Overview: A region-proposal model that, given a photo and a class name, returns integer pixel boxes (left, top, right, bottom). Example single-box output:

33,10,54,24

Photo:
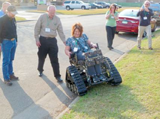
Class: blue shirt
66,34,90,53
0,10,5,17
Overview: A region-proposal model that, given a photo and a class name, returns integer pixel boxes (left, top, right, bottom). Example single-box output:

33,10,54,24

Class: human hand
67,51,71,58
111,12,114,16
36,41,41,47
144,7,149,12
91,43,97,48
140,8,144,12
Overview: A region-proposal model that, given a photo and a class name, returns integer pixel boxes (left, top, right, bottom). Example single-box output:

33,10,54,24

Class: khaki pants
137,25,152,48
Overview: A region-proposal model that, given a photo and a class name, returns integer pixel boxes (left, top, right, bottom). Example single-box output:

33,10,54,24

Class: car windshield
119,10,138,17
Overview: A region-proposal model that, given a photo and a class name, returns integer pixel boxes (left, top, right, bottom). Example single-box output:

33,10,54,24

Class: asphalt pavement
0,11,138,119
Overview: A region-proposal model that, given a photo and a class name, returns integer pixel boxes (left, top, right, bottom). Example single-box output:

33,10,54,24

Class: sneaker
149,47,153,50
137,46,141,50
56,77,63,83
4,80,12,86
10,74,19,81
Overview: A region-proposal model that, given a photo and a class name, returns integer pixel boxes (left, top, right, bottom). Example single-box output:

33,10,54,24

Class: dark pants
38,36,60,78
76,51,102,76
106,26,116,48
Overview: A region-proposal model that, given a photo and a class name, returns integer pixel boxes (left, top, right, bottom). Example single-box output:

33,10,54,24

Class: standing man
0,5,19,86
0,2,11,59
137,1,153,50
34,5,66,82
0,2,11,17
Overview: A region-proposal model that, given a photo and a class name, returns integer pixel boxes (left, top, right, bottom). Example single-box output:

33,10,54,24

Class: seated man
65,23,105,82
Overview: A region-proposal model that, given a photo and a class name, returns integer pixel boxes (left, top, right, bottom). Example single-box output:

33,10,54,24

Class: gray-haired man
34,5,66,82
137,1,153,50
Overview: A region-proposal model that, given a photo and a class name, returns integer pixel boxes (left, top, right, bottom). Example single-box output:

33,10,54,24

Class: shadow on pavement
112,49,125,55
0,79,52,119
41,74,75,106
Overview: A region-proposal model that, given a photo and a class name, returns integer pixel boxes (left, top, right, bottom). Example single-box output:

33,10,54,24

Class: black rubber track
105,57,122,86
66,66,87,96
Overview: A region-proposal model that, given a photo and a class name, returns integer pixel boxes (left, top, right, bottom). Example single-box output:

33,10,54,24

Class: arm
149,9,154,16
87,40,97,48
112,12,118,21
105,11,111,19
14,18,18,43
34,15,42,47
57,18,66,45
0,17,3,50
65,46,71,58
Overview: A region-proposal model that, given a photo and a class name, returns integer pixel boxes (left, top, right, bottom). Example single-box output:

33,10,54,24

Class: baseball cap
7,5,18,15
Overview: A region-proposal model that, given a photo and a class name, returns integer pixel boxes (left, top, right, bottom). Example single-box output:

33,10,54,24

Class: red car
116,9,156,36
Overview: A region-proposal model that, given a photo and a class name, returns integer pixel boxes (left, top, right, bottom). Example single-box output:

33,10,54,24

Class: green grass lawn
15,16,26,21
61,31,160,119
28,7,140,15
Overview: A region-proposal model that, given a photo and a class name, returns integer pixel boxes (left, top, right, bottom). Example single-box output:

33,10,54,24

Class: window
71,1,75,4
64,1,71,4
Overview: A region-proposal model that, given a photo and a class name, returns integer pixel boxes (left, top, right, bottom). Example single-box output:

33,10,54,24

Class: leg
111,27,116,48
106,26,113,49
1,40,12,80
146,25,152,48
48,38,61,78
9,40,17,76
37,37,48,73
137,26,146,48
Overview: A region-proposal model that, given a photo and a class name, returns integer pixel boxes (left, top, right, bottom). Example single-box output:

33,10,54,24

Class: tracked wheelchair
65,44,122,96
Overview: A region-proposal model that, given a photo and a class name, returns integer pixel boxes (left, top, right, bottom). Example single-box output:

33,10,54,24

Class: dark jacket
0,14,17,43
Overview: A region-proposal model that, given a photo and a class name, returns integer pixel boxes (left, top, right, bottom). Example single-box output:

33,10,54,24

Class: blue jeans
1,39,17,81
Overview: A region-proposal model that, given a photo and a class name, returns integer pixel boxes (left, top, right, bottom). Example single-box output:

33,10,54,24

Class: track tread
105,57,122,85
66,66,87,96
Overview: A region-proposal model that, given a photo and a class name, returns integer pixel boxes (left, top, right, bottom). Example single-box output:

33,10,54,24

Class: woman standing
105,4,118,50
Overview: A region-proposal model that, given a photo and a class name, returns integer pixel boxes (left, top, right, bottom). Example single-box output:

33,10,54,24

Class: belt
11,38,15,41
40,36,55,39
4,38,15,41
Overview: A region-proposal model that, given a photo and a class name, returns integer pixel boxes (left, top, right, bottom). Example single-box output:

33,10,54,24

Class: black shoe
56,77,63,83
108,47,113,50
137,46,141,50
149,47,153,50
38,71,43,77
4,80,12,86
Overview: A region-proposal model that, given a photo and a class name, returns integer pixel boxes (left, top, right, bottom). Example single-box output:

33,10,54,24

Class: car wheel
81,6,85,10
66,6,70,10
